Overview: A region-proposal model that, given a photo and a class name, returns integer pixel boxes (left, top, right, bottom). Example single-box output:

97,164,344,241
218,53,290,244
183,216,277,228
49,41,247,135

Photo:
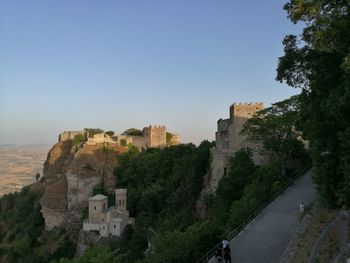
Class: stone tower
115,188,127,211
142,125,167,147
88,194,108,223
210,102,264,192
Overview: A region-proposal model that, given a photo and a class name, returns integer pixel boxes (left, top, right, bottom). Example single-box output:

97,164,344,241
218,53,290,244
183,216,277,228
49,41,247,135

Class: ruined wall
207,102,264,195
86,133,116,145
215,118,231,151
59,131,87,142
129,135,148,149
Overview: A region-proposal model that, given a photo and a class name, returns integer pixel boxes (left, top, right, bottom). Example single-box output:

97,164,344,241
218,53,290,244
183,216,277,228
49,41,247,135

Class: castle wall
149,125,166,147
86,133,116,145
208,102,264,195
215,118,231,151
229,103,264,151
59,131,87,142
129,135,148,149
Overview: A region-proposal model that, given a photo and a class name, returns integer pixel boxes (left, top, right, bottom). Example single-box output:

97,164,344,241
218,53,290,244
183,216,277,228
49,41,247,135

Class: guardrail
196,164,311,263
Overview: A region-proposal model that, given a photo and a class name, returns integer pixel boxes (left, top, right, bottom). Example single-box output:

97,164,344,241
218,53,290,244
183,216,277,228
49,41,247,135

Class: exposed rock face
41,176,67,230
40,141,126,233
75,229,119,258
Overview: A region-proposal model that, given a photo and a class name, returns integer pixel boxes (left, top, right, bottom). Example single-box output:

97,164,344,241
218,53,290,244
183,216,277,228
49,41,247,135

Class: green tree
212,149,257,225
72,134,86,146
105,130,114,136
166,132,174,143
84,128,104,138
276,1,350,205
241,96,306,178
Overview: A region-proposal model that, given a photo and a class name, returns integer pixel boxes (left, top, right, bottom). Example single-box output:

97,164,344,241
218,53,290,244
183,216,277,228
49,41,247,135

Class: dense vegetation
0,184,75,263
122,128,143,136
65,129,308,263
277,0,350,206
84,128,104,138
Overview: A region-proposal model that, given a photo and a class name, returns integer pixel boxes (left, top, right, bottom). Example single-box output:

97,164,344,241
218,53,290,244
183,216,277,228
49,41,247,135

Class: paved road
208,170,316,263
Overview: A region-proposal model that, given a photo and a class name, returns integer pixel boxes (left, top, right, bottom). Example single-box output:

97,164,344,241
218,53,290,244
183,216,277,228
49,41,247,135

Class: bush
72,134,86,146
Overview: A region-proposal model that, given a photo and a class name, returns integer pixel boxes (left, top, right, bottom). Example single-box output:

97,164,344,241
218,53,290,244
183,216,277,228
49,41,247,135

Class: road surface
208,170,316,263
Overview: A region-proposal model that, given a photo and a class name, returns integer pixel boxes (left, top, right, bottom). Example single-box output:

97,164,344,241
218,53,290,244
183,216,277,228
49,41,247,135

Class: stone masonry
210,102,264,193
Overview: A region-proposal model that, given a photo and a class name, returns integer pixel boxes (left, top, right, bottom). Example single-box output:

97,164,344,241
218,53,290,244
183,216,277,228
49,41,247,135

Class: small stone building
83,188,134,237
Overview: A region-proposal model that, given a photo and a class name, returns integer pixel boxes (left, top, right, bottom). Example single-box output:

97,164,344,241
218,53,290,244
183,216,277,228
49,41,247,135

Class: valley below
0,144,50,196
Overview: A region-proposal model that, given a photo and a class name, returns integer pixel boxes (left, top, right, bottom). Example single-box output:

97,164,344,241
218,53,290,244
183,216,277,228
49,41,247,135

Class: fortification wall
229,102,263,151
208,102,264,195
59,131,87,142
150,125,166,147
86,133,116,145
130,135,148,149
215,118,231,151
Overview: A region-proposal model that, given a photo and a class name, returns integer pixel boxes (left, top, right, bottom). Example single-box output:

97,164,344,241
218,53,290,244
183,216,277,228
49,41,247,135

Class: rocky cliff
40,140,127,233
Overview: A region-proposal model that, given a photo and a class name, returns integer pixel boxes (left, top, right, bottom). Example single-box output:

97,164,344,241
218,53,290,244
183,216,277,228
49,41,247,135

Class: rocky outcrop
41,176,67,230
75,229,120,258
40,141,127,233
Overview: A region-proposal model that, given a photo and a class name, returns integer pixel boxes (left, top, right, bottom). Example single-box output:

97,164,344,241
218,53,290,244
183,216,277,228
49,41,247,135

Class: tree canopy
241,96,307,177
277,0,350,205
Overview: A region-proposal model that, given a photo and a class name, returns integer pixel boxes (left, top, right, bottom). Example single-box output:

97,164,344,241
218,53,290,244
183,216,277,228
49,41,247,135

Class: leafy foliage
166,132,174,143
0,184,75,263
241,96,309,177
105,131,114,137
122,128,143,136
84,128,104,138
72,134,86,147
277,0,350,205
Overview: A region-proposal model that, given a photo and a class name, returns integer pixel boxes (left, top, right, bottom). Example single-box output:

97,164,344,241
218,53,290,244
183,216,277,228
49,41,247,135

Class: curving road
208,170,316,263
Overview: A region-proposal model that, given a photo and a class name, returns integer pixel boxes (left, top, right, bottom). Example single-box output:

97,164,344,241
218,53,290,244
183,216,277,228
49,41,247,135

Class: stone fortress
58,125,180,150
209,102,264,193
83,188,134,237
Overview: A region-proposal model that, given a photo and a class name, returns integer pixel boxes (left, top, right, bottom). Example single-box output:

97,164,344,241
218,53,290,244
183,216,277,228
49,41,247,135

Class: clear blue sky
0,0,301,145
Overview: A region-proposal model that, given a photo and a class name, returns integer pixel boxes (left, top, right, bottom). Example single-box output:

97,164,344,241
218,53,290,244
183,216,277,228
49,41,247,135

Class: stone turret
115,188,127,211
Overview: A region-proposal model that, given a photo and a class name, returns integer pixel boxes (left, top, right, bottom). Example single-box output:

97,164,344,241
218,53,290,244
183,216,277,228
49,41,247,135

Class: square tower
115,188,127,211
88,194,108,223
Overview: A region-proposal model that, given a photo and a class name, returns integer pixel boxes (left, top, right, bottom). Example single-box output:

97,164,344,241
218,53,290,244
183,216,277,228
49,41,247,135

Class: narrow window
114,225,116,228
94,206,96,210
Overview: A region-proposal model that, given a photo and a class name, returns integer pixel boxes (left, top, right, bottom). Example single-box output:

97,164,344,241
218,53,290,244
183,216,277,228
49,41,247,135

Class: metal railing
196,165,311,263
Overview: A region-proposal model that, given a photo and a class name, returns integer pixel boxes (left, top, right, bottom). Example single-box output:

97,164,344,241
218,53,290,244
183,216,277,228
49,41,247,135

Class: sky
0,0,302,145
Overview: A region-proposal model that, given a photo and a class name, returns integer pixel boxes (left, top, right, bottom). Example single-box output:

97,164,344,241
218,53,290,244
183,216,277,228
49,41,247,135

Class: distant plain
0,144,50,196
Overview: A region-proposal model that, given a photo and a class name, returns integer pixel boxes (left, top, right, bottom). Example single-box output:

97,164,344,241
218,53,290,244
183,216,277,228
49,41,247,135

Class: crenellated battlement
230,102,264,119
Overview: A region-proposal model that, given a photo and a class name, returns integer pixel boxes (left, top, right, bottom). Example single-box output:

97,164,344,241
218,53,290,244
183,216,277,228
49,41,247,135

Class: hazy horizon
0,1,301,145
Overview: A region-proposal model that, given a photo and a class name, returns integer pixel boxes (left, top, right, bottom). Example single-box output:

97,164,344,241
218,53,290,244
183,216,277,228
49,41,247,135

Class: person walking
215,244,223,263
223,240,232,263
299,202,305,213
